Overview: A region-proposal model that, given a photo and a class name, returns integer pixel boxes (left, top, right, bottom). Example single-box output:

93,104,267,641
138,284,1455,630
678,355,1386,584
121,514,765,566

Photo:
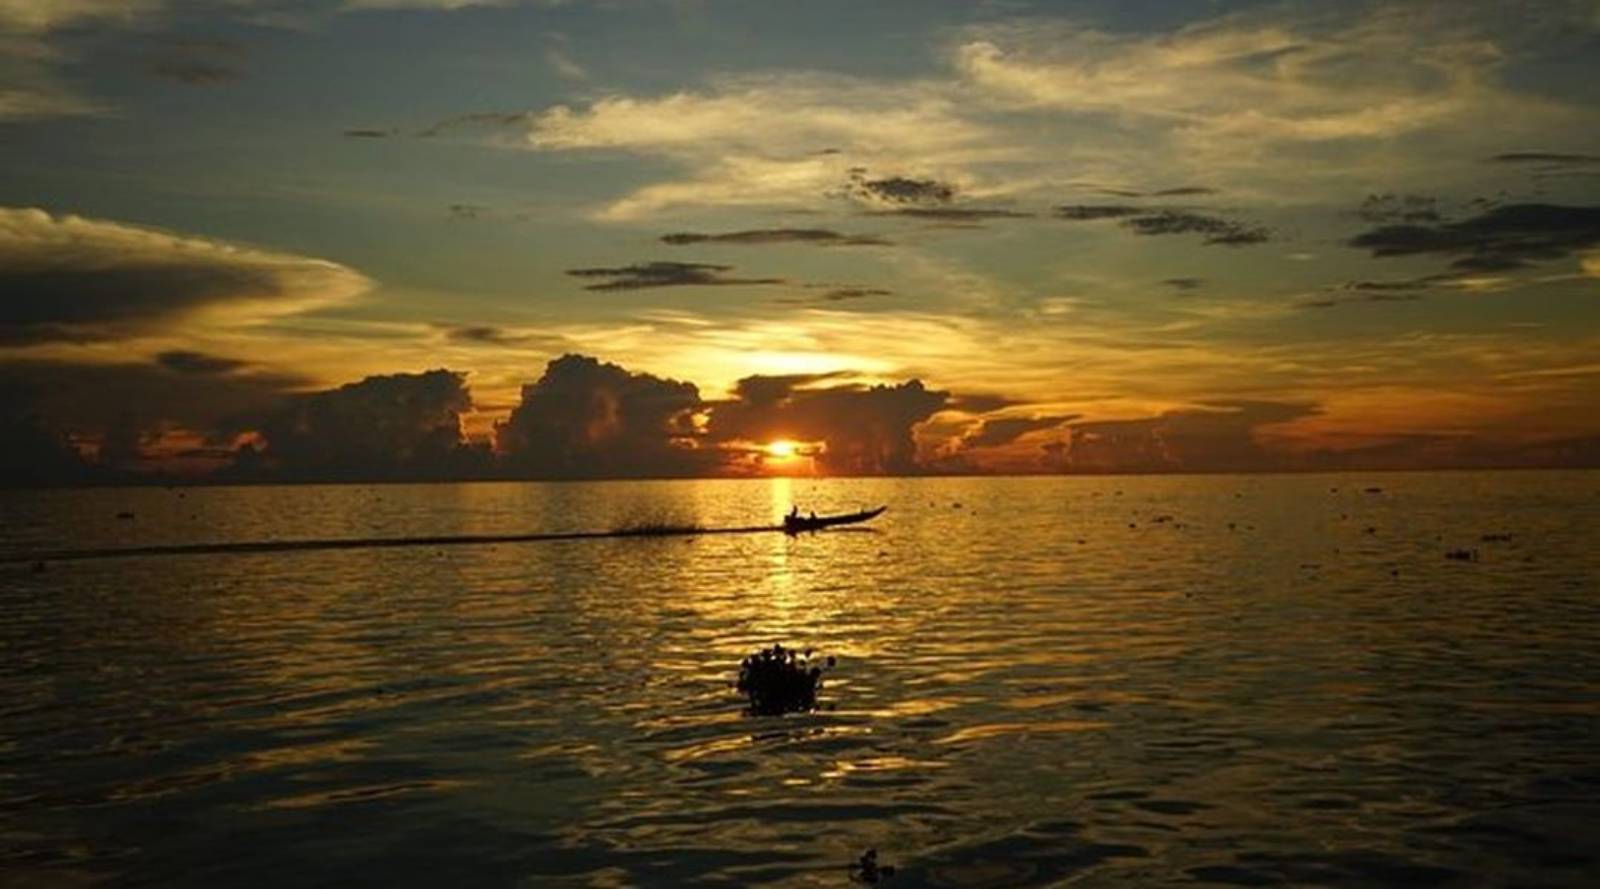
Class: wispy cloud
418,110,530,138
1122,210,1270,245
144,38,245,86
776,287,892,306
515,73,1001,218
0,0,162,33
1056,205,1270,245
870,207,1033,222
565,260,786,291
1055,205,1144,220
154,350,249,375
661,228,890,247
1488,151,1600,165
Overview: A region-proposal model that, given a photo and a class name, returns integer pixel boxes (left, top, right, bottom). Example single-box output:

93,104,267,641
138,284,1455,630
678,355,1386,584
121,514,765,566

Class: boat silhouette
782,506,887,535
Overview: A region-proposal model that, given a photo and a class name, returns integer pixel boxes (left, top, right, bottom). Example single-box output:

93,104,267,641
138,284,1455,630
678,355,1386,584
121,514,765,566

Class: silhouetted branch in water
737,644,833,715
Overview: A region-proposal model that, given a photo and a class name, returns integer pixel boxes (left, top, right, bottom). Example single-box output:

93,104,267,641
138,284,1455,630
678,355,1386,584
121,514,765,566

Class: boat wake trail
2,509,886,565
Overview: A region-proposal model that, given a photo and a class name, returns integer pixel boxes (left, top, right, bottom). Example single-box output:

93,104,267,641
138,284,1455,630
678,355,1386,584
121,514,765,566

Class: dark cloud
0,207,368,345
0,263,281,345
565,261,785,291
962,416,1073,449
1531,170,1600,182
418,111,530,138
1294,274,1454,308
1296,292,1424,309
1488,152,1600,165
1150,186,1218,196
776,286,892,306
838,170,1030,222
156,350,248,375
1342,276,1448,292
148,60,240,85
1348,203,1600,272
496,354,708,479
445,326,511,344
1121,211,1270,245
16,359,304,432
871,207,1034,221
1076,184,1216,198
1055,204,1144,220
817,287,890,301
948,393,1023,414
144,39,244,86
1055,204,1268,245
0,389,91,487
845,170,956,206
440,325,550,347
343,128,396,139
448,203,488,221
1054,401,1319,473
1358,193,1442,224
1162,277,1204,291
661,228,891,247
723,372,849,405
238,370,489,482
0,356,309,482
708,375,948,475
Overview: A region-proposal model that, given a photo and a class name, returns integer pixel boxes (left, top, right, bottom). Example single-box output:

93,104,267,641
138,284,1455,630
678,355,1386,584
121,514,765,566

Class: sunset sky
3,0,1599,481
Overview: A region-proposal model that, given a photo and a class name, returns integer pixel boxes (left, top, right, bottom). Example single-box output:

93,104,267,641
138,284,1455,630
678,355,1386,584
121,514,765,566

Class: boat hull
782,506,887,534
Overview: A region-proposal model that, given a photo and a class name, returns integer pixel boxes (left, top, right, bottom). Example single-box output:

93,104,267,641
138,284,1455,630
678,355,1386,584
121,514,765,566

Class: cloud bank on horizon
2,0,1599,482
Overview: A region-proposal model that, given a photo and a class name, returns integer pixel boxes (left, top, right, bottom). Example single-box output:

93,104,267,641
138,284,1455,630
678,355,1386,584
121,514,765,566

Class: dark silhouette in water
850,848,896,884
736,644,833,715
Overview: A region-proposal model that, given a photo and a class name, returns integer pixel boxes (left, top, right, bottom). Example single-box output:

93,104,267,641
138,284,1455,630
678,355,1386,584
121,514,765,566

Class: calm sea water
3,472,1599,887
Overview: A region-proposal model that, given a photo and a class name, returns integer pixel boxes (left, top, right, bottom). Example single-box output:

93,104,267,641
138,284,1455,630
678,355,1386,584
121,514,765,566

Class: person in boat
788,505,799,520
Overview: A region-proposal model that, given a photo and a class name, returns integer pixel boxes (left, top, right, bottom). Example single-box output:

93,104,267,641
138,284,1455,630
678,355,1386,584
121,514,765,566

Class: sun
764,439,799,460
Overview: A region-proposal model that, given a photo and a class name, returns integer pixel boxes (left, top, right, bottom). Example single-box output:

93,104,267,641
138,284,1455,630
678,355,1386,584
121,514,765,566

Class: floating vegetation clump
1445,548,1479,562
850,848,895,884
737,644,833,715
